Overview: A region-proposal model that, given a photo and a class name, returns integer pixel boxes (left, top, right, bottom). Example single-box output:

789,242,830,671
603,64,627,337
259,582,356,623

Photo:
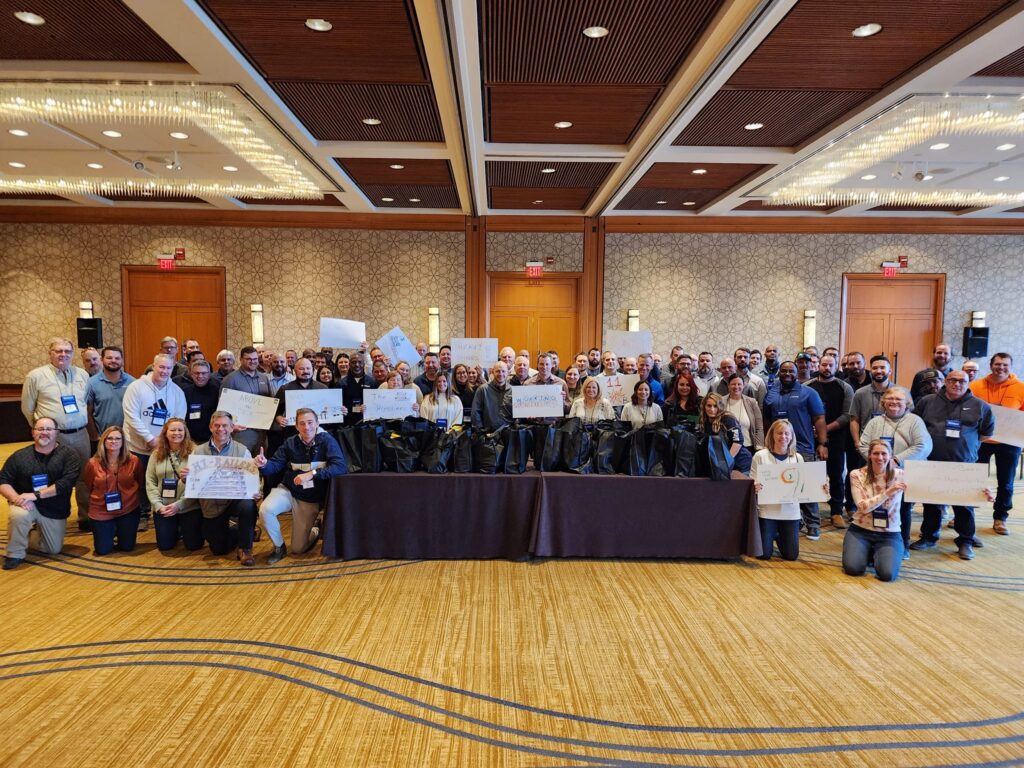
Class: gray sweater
858,412,932,465
471,381,512,432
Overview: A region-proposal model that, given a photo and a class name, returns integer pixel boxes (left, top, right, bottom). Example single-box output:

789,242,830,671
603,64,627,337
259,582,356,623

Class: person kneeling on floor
844,440,906,582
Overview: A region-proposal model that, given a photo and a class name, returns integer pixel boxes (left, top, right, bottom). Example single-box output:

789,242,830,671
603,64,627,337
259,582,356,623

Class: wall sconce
428,307,440,352
971,310,987,328
802,309,816,349
250,303,265,344
78,301,94,320
627,309,640,333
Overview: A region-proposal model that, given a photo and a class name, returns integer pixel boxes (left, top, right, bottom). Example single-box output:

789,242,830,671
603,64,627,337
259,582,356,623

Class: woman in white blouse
620,380,663,429
568,378,614,424
419,372,463,431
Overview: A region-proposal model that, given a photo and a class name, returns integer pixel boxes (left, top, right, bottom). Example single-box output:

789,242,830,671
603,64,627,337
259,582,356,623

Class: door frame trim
486,272,585,356
839,272,947,357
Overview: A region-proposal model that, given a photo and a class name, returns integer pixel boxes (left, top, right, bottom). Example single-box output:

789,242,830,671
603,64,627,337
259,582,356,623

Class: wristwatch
33,490,41,499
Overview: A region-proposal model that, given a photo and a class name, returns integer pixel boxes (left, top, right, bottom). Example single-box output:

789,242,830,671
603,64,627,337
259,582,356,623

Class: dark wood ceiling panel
0,192,67,201
728,0,1014,90
975,45,1024,76
101,193,207,203
637,162,768,189
238,196,346,207
735,200,843,212
487,85,660,143
0,0,183,62
615,188,721,210
337,159,454,186
361,184,460,208
673,89,874,147
1007,206,1024,213
271,82,444,142
480,0,725,84
485,161,616,188
196,0,427,83
869,204,981,212
489,187,595,210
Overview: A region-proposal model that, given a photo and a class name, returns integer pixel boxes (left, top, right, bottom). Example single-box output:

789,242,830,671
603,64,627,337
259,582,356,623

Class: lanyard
167,452,182,481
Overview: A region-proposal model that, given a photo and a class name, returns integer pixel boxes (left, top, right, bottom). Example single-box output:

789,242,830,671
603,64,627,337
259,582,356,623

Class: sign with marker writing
511,385,563,418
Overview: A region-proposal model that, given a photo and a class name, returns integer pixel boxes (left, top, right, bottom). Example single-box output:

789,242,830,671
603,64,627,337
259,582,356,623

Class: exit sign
158,258,176,271
526,261,543,278
882,265,898,278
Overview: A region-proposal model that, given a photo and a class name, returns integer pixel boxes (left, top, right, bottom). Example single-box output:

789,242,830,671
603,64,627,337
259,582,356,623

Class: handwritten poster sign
903,460,990,506
364,388,417,421
216,389,279,430
594,374,640,408
450,338,498,369
319,317,366,349
284,389,345,426
990,404,1024,448
375,325,420,366
511,384,563,418
604,330,653,360
185,455,260,500
756,461,828,504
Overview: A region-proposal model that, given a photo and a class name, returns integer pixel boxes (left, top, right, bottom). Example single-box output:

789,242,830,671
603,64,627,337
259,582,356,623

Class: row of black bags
334,418,735,478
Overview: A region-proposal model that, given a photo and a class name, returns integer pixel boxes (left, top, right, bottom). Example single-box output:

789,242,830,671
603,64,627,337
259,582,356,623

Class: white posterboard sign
284,389,345,426
375,325,420,366
450,338,499,369
595,374,640,408
185,455,260,500
604,330,653,360
756,461,829,504
319,317,366,349
216,389,279,430
903,460,990,505
511,384,564,418
364,388,417,421
990,404,1024,448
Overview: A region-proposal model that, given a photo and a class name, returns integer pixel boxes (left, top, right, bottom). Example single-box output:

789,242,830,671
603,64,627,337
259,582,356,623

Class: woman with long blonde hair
146,417,203,552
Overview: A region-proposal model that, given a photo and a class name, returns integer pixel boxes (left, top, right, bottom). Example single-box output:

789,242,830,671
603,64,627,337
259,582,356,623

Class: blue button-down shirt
763,381,825,455
85,370,136,432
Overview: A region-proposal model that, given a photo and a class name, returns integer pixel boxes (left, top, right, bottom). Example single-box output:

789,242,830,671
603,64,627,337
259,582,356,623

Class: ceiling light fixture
8,161,26,168
683,201,696,206
532,199,543,204
851,23,882,38
381,197,394,202
996,143,1016,151
861,174,877,180
389,164,404,169
929,142,949,150
305,18,332,32
692,168,707,175
361,118,382,125
922,174,933,181
582,26,609,38
655,200,667,205
553,121,573,129
14,11,45,25
169,131,189,140
994,176,1009,182
541,167,556,173
102,129,122,138
86,162,103,169
8,128,28,137
744,122,764,130
222,165,238,172
409,198,420,203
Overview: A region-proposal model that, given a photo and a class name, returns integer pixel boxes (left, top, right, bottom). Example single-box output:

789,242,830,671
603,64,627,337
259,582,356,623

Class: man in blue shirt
763,361,829,539
86,345,135,434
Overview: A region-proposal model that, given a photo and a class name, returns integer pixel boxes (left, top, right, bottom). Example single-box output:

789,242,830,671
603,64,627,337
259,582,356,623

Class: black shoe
253,524,263,543
3,557,25,570
971,537,984,548
137,516,149,532
957,543,974,560
909,539,936,551
267,544,287,565
77,520,91,533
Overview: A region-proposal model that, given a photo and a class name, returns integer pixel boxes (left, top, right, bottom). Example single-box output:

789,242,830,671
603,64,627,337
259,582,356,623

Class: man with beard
848,355,898,515
80,347,101,376
763,361,828,539
268,352,295,395
86,345,135,434
794,352,814,384
732,348,767,405
472,361,513,431
586,347,603,378
757,344,782,389
695,351,716,389
844,352,870,390
808,354,855,529
179,359,220,444
910,344,954,402
221,346,273,456
273,357,328,442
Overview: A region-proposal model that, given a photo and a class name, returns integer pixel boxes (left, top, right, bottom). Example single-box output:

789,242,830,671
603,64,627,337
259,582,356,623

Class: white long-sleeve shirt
122,374,187,455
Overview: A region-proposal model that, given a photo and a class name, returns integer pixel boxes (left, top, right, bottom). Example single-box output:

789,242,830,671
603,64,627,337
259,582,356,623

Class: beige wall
0,223,465,382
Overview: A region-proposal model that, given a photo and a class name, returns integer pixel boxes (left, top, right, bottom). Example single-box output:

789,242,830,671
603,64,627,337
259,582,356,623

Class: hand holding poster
364,388,417,420
319,317,366,349
185,455,260,500
755,461,829,504
594,374,640,408
375,326,420,366
216,388,279,430
903,460,991,505
990,404,1024,448
511,384,564,418
284,389,345,425
450,338,498,369
605,330,653,360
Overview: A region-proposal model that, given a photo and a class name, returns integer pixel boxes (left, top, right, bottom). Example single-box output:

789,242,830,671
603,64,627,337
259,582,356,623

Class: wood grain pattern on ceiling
489,188,596,210
360,184,460,208
100,193,207,204
636,163,768,189
0,0,183,62
734,200,843,212
485,161,616,188
271,82,444,142
1008,206,1024,214
975,45,1024,76
337,159,454,186
615,188,721,210
869,204,982,212
673,89,874,147
197,0,427,83
238,196,346,207
727,0,1014,90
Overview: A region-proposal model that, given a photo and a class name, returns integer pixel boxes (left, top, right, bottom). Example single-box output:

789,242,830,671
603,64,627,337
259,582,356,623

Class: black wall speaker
76,318,103,349
962,326,988,359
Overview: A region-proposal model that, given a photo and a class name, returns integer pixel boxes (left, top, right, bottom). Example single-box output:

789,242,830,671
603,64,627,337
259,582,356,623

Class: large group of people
3,334,1019,583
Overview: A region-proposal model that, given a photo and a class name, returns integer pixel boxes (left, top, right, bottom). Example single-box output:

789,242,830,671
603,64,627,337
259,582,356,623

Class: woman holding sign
620,381,663,428
146,417,202,552
843,439,906,582
420,373,463,430
751,420,803,561
569,378,614,424
83,426,145,555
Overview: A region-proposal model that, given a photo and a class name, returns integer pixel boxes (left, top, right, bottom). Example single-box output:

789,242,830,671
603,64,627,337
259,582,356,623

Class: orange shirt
970,373,1024,443
83,454,145,520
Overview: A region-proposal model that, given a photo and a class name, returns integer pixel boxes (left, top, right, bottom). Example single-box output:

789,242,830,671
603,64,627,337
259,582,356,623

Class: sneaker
971,537,984,549
830,514,847,529
946,518,956,529
806,527,821,541
137,516,149,532
3,557,25,570
994,520,1009,535
957,542,974,561
902,550,910,561
267,544,287,565
237,548,255,567
909,539,937,551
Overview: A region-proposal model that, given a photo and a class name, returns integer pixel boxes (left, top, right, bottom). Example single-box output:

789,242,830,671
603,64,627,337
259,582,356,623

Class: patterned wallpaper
0,224,465,382
486,231,584,272
604,232,1024,366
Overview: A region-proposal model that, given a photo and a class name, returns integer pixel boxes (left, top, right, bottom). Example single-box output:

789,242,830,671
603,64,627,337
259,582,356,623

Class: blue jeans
921,504,974,546
91,508,141,555
201,500,257,555
977,442,1020,521
843,524,902,582
154,509,204,552
799,451,820,529
758,518,800,561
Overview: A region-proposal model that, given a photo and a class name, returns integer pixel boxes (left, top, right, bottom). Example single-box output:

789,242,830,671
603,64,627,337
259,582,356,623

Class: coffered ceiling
1,0,1023,218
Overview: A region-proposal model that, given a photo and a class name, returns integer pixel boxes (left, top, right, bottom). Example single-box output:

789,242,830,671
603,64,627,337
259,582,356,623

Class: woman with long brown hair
82,425,145,555
696,392,744,477
843,439,908,581
146,417,203,552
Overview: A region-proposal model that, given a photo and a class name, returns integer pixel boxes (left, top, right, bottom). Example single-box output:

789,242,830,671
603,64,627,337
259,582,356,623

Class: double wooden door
488,274,580,366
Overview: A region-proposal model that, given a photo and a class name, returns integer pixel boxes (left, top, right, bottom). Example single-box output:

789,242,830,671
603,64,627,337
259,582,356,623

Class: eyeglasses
33,427,57,433
946,378,968,384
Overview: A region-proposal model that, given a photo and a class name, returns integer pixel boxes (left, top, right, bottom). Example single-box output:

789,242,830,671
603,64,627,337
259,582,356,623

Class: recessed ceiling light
683,202,696,206
86,162,103,169
861,174,877,180
929,142,949,150
14,11,45,25
996,143,1016,151
553,121,573,129
692,168,707,175
541,167,556,174
8,128,29,137
381,197,394,202
851,23,882,38
8,161,26,168
223,165,238,172
582,26,609,38
994,175,1010,182
361,118,382,126
409,198,421,203
169,131,189,140
389,164,404,169
655,200,668,205
102,129,122,138
532,199,543,204
744,122,764,131
305,18,332,32
922,174,933,181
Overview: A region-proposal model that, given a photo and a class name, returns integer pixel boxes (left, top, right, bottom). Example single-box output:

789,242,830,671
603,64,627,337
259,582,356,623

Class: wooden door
121,266,227,376
840,274,945,385
488,275,580,365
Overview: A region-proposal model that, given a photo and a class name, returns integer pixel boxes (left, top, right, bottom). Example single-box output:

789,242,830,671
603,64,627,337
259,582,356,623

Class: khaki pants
258,487,320,553
6,505,67,559
59,428,92,526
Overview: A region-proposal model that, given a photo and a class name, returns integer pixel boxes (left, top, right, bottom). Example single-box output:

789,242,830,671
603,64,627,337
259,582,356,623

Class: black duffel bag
379,430,420,473
670,426,699,478
421,429,457,474
628,425,673,477
335,425,363,473
592,419,633,475
357,421,385,473
698,430,735,480
451,426,475,473
474,426,507,474
503,423,534,474
531,422,562,472
559,418,592,474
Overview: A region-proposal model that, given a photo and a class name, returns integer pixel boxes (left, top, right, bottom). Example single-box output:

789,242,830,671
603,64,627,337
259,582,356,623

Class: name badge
870,411,882,420
437,418,448,430
871,508,888,529
945,419,961,439
161,478,178,499
60,394,79,414
301,475,315,490
151,407,168,427
104,491,122,512
31,473,48,492
777,410,788,418
880,436,895,453
188,403,202,420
